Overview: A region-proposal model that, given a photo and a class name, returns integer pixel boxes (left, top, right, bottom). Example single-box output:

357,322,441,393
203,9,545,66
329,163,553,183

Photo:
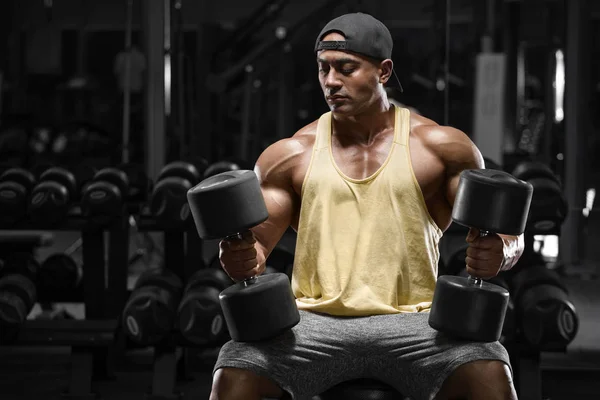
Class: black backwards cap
314,12,403,92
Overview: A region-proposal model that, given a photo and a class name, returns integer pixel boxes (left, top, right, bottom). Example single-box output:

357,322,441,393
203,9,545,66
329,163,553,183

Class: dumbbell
81,168,130,221
209,254,278,275
456,268,516,342
118,162,152,204
0,253,40,326
512,161,566,234
428,169,533,342
69,163,97,202
209,246,294,280
512,161,559,184
0,168,36,226
509,264,578,350
38,253,82,297
187,170,300,342
121,268,183,346
185,156,209,177
28,167,78,225
203,159,251,179
177,268,233,345
150,161,201,227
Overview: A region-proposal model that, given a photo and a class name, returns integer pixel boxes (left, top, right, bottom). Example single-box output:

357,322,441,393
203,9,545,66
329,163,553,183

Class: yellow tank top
292,106,443,316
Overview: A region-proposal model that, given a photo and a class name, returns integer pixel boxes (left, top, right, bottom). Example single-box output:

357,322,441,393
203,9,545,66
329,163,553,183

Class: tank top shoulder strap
393,106,411,147
315,112,332,150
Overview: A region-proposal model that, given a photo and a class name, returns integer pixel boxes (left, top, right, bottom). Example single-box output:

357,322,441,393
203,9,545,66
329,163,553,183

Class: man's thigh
363,312,512,400
213,310,368,399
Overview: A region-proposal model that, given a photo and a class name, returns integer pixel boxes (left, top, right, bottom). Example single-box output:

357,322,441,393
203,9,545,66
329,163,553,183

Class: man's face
317,32,383,115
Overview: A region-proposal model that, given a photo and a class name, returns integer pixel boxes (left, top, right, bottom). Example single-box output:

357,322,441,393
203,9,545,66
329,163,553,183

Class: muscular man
211,13,523,400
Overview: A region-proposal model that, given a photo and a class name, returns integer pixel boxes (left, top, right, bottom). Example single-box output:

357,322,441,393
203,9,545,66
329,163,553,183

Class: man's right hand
218,230,261,282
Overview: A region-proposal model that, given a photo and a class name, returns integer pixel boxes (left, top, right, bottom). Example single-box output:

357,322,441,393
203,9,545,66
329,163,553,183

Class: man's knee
437,360,517,400
210,367,285,400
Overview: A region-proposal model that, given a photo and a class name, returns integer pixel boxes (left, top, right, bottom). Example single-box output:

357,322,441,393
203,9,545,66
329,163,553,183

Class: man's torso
283,109,451,233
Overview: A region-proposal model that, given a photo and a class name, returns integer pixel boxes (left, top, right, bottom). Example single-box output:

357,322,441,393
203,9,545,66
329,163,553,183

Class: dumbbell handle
466,230,489,287
225,232,258,287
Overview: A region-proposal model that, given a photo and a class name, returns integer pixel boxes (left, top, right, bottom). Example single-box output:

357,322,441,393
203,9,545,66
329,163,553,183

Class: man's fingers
230,247,258,262
223,236,256,251
465,265,496,279
241,230,256,241
465,246,496,261
465,256,489,272
467,234,502,250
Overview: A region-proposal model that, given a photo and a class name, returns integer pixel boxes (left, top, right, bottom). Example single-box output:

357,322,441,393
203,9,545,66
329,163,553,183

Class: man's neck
332,98,395,146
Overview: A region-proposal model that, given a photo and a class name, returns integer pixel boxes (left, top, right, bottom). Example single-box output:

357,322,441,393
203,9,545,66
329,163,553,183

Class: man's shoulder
410,116,482,168
411,116,470,149
267,118,318,152
255,118,320,181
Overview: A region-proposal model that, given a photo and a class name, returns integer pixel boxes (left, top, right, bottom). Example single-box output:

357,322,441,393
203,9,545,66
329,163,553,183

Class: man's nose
324,70,342,90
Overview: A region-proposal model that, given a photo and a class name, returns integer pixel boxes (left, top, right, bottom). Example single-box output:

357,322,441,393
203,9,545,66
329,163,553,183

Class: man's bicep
438,129,485,207
251,184,297,260
445,172,462,209
249,138,302,260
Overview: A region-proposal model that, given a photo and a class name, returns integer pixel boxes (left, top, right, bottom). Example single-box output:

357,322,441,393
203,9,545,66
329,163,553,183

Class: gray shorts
213,310,511,400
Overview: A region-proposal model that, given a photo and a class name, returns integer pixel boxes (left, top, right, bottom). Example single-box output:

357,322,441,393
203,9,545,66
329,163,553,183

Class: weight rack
0,204,130,400
133,207,206,400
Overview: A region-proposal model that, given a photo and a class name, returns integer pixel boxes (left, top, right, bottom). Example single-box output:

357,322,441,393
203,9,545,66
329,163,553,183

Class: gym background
0,0,598,399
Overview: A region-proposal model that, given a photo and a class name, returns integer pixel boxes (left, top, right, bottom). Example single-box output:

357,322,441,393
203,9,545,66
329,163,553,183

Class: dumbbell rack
0,205,130,400
134,208,205,400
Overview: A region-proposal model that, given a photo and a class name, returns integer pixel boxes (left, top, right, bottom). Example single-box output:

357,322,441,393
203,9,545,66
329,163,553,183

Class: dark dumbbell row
487,159,567,235
121,248,293,348
0,252,82,329
0,244,292,346
508,264,578,351
0,158,251,228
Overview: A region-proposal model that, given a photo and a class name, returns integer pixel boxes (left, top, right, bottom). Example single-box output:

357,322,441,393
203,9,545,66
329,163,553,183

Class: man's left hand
465,228,524,279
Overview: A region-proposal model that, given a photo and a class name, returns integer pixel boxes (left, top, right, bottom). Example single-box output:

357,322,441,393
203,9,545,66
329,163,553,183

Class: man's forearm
498,233,525,271
253,237,269,271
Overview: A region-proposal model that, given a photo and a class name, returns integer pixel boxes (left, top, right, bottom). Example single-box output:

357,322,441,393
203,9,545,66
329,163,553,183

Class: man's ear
379,59,394,84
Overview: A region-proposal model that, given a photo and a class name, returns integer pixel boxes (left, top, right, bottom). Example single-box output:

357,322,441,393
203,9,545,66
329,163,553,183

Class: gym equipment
177,268,232,346
185,156,209,177
456,269,515,341
429,169,533,342
121,268,183,346
118,162,152,204
203,159,251,179
51,122,116,160
150,161,201,227
524,177,567,233
0,168,36,226
511,160,566,233
28,167,77,225
512,161,559,184
81,168,130,221
38,253,82,297
70,163,97,202
209,244,294,280
0,253,40,326
509,264,578,350
187,170,300,342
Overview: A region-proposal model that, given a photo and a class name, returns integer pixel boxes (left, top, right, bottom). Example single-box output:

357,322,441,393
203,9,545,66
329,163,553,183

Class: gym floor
0,220,599,400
